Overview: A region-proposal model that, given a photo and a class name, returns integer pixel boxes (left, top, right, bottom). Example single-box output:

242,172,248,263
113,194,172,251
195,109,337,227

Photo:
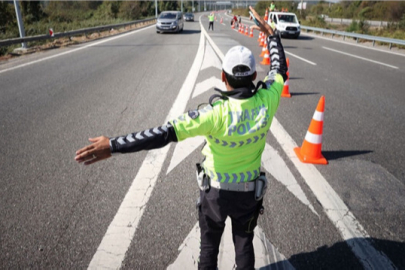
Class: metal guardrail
0,18,156,47
301,25,405,49
324,18,389,27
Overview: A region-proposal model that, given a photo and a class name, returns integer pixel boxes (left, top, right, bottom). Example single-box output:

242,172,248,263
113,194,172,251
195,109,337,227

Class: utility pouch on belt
255,172,268,201
196,163,210,191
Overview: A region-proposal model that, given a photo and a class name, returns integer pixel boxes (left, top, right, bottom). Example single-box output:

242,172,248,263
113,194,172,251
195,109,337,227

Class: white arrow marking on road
262,143,318,216
87,26,206,270
166,139,318,216
201,41,222,71
192,76,223,99
166,136,205,175
167,218,295,270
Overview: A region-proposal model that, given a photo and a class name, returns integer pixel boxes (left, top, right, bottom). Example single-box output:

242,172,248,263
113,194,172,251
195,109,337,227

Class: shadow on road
263,238,404,270
322,150,373,161
160,29,201,35
288,92,320,96
293,35,314,41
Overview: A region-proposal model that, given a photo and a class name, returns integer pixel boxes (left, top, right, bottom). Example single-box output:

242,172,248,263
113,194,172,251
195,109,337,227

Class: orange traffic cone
260,44,267,57
245,25,249,36
257,32,262,43
260,35,265,47
294,96,328,165
264,9,268,21
220,17,223,23
281,77,291,98
249,27,254,37
260,50,270,65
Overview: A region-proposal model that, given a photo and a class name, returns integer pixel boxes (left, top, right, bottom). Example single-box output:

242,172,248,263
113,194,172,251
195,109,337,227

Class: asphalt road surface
1,12,404,269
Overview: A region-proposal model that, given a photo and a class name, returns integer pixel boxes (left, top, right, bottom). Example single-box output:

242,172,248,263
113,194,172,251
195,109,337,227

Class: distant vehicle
268,12,301,38
184,12,194,21
156,11,184,33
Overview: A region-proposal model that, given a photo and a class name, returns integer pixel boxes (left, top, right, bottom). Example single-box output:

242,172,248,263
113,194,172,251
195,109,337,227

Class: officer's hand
249,6,274,37
75,136,111,165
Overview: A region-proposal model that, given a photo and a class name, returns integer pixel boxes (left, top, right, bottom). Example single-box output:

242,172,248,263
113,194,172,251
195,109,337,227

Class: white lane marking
166,137,318,216
167,219,295,270
0,25,155,75
262,143,318,216
192,76,222,99
166,136,205,175
302,32,405,58
206,20,396,270
270,118,396,270
285,50,317,65
201,41,222,71
323,46,399,69
87,27,205,270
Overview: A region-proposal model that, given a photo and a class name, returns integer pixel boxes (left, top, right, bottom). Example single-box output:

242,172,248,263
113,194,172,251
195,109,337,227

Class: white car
268,12,300,38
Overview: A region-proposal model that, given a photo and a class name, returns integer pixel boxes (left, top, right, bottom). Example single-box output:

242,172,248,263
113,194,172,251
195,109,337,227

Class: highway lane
214,13,405,268
0,12,404,269
0,24,201,268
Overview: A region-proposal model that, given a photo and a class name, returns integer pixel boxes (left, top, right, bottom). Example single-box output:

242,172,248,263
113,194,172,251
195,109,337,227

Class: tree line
0,1,197,37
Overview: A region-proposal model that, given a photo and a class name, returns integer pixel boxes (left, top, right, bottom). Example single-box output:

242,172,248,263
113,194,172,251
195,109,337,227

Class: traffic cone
260,34,265,47
264,9,268,21
260,50,270,65
281,77,291,98
294,96,328,165
260,45,266,57
249,27,254,37
260,38,268,57
220,17,223,23
257,32,262,43
245,25,249,36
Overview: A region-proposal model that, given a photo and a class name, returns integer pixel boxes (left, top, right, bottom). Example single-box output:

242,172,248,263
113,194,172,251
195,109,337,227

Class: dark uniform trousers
198,187,260,270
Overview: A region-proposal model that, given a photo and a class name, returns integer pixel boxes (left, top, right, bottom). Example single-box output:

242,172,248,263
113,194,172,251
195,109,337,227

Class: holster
255,172,268,201
196,163,210,191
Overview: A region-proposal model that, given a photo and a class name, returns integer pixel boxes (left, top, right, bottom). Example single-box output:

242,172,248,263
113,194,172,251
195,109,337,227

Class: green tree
118,1,141,20
159,1,179,13
21,1,44,23
0,2,16,33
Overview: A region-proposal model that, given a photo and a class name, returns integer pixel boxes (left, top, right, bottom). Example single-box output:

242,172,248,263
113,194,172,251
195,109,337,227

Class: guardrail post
373,40,375,47
13,0,27,49
389,43,392,50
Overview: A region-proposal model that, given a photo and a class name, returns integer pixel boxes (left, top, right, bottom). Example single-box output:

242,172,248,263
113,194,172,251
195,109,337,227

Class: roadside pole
13,0,27,49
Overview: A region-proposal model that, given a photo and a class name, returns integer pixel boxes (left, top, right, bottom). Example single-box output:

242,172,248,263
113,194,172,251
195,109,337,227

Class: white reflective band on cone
284,79,289,86
305,131,323,144
313,111,324,121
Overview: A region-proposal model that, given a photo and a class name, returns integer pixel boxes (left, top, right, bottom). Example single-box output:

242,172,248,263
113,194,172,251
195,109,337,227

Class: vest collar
213,82,256,100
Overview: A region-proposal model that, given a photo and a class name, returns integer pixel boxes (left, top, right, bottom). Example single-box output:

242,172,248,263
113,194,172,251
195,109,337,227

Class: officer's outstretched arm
109,122,178,154
75,123,178,165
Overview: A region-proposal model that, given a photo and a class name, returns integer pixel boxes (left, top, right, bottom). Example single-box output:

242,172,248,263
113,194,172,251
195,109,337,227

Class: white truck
267,12,301,39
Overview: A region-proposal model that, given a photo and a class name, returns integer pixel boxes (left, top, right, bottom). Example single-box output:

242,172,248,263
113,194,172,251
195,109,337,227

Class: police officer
208,13,214,31
270,1,276,12
75,6,287,270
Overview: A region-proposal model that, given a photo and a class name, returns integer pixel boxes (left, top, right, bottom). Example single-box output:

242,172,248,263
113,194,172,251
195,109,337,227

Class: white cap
222,46,256,77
